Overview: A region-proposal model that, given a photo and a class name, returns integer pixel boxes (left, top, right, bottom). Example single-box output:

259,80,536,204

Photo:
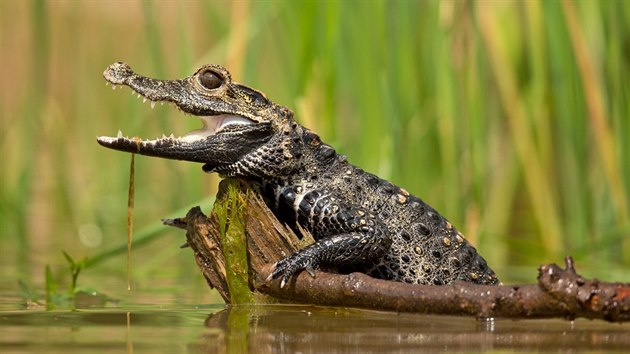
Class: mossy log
164,178,630,322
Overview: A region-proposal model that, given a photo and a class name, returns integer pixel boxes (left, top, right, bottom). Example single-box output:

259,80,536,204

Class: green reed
1,0,628,295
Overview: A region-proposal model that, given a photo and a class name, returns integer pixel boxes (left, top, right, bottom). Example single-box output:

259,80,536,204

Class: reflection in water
0,304,628,353
200,305,630,353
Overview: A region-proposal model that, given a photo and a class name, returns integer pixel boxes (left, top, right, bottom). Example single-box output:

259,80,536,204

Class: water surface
2,299,628,353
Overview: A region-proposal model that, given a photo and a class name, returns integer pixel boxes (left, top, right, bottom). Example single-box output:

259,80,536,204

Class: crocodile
97,62,499,287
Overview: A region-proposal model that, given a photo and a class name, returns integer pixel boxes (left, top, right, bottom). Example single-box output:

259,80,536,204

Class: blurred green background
1,0,628,304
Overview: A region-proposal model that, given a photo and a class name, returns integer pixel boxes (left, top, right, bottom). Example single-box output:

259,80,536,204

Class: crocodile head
97,62,302,177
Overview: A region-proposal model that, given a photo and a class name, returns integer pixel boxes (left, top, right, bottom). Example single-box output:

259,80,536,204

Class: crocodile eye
199,70,223,89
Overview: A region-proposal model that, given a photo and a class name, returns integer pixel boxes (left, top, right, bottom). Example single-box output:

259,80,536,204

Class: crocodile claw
267,251,319,288
267,258,294,288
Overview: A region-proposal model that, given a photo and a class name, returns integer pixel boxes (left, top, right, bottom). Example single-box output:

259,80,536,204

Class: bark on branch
165,178,630,322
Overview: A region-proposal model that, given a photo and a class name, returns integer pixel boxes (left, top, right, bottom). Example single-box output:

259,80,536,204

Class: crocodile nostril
199,70,223,89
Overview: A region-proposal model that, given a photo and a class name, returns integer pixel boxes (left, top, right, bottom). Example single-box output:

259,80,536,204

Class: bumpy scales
98,62,499,287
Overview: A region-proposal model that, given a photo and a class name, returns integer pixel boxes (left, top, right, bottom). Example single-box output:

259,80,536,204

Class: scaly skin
98,62,499,287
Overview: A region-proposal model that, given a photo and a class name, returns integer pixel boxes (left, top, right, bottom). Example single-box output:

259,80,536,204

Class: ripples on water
1,298,629,353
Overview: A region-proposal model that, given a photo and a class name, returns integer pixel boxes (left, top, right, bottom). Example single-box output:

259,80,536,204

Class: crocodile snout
103,62,134,85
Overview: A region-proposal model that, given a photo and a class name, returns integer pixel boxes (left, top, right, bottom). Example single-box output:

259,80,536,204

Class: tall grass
1,0,628,296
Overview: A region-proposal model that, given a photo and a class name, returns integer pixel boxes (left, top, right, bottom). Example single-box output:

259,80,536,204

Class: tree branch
165,178,630,322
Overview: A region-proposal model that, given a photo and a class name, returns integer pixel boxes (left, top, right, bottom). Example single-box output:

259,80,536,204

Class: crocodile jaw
97,113,253,145
98,62,263,161
97,118,274,165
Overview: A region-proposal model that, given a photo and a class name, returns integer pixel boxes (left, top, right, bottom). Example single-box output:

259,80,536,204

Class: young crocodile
98,62,499,287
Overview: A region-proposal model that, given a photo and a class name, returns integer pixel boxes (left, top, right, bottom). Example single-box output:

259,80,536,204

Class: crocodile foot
267,248,320,288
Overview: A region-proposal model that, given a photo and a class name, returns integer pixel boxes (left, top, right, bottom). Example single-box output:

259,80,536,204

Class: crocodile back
265,155,499,285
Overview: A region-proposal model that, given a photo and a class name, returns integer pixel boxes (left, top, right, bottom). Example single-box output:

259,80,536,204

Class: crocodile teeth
143,98,147,103
117,130,124,138
150,101,156,109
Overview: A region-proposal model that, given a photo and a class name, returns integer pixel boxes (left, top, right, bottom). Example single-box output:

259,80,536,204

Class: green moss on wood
213,179,254,304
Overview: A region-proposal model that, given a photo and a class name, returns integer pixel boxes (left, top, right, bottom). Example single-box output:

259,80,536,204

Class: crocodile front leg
267,186,392,287
269,229,391,288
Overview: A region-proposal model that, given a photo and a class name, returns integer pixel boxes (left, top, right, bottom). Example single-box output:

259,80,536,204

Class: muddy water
1,302,629,353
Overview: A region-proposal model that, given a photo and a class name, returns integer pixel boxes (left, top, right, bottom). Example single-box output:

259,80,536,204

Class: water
1,300,629,353
1,306,213,353
1,264,628,353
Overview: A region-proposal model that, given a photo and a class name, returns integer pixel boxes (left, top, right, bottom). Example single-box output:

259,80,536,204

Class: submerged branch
165,178,630,322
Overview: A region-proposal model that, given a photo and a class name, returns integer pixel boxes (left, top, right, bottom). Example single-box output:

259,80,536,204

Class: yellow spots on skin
442,237,451,247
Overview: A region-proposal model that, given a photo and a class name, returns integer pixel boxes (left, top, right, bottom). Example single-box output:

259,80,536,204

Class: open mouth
98,114,253,147
97,61,255,148
98,84,254,146
180,114,253,142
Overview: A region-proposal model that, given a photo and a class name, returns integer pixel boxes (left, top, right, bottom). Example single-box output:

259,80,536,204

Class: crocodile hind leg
267,185,394,287
268,229,392,288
